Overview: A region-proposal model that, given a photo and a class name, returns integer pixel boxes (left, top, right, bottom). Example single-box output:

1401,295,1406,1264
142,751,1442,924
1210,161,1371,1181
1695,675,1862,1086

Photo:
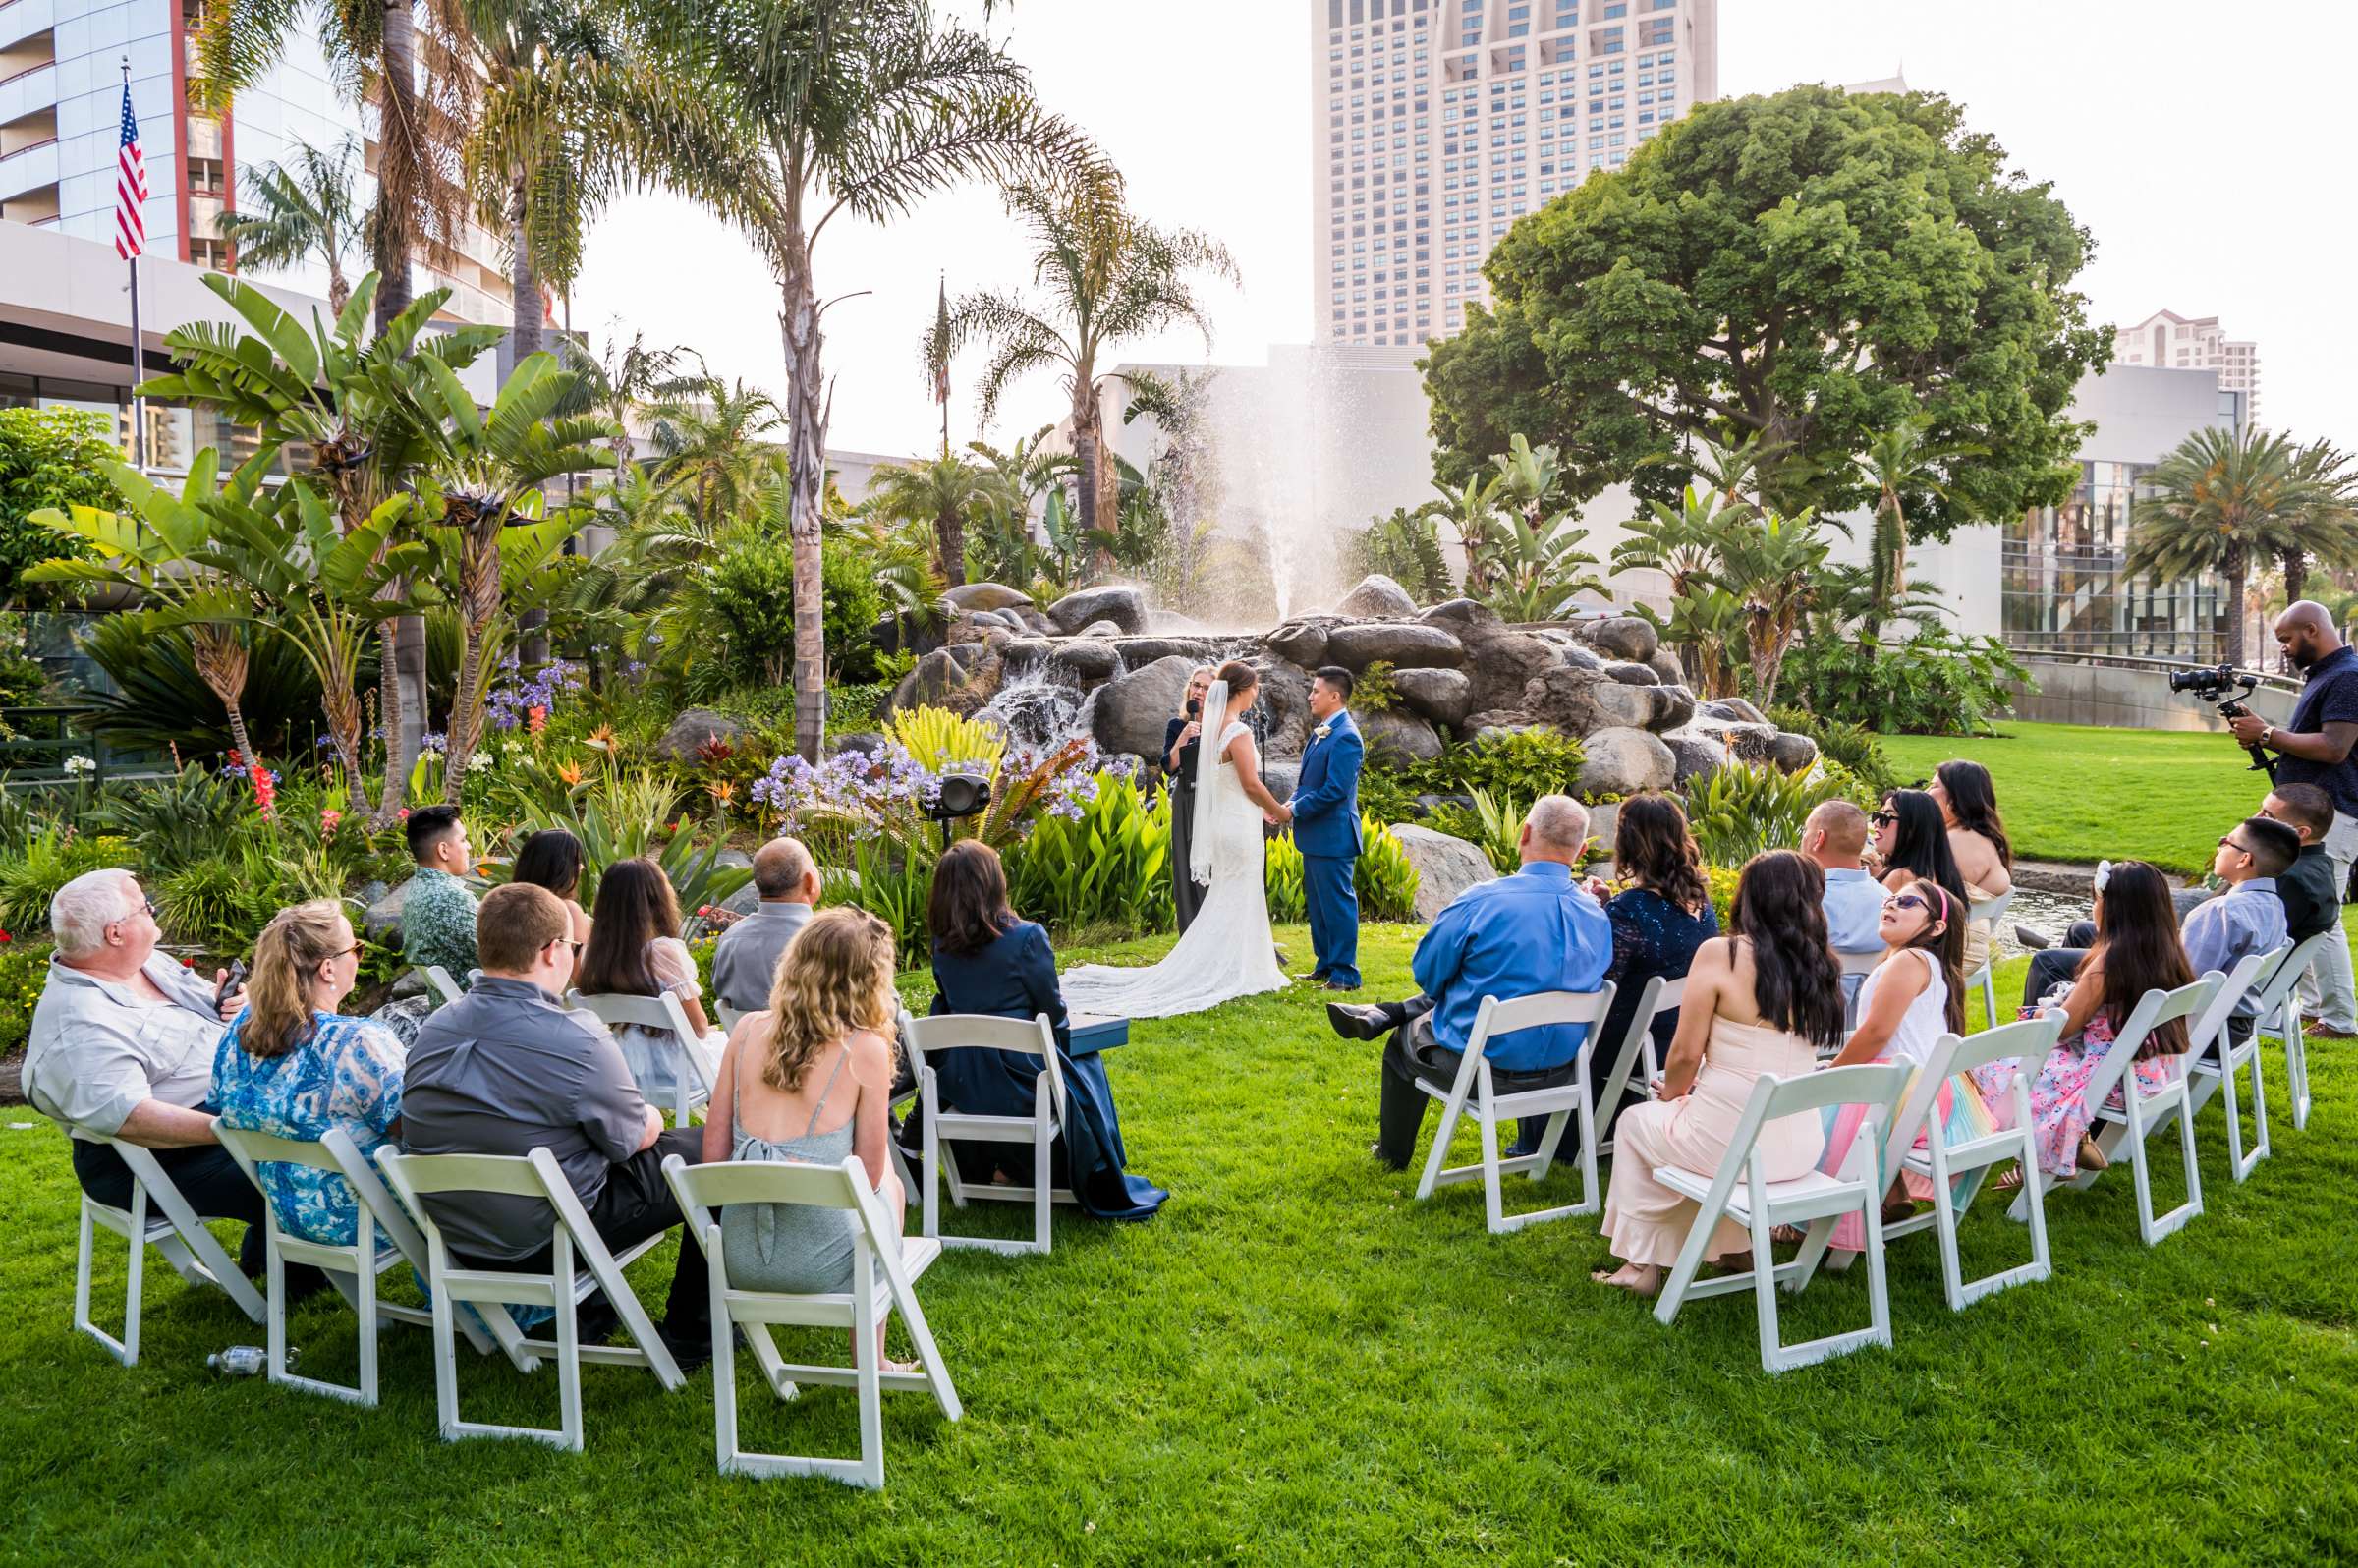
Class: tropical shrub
1265,831,1307,924
1353,660,1404,714
822,838,932,958
87,762,249,872
496,769,750,919
1356,816,1421,923
1426,788,1526,876
1779,626,2032,736
0,407,114,602
0,829,132,934
1346,507,1452,601
0,933,52,1054
705,529,800,686
1004,774,1172,937
1704,863,1742,928
1444,727,1587,800
1682,760,1862,868
1768,705,1899,795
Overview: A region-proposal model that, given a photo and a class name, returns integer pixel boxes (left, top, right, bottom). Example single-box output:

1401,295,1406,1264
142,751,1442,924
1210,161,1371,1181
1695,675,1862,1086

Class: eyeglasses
2218,835,2251,856
108,899,158,929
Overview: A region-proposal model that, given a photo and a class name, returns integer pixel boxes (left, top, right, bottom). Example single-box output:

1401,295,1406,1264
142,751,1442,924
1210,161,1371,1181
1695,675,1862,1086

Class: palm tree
945,180,1238,566
218,136,365,312
2125,427,2337,668
193,0,465,334
559,327,689,468
665,0,1103,762
1484,511,1604,622
1712,506,1834,707
646,371,788,532
1423,471,1506,594
863,450,990,589
2277,439,2358,607
1852,416,1988,640
403,351,612,798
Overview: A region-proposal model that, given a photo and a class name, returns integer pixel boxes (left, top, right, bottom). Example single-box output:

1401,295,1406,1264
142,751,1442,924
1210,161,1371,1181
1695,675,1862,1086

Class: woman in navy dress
918,841,1166,1220
1583,793,1720,1141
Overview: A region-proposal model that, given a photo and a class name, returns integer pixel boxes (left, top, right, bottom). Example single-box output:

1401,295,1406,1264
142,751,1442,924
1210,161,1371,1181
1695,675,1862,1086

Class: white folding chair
214,1121,490,1404
1835,948,1882,1046
2180,944,2290,1182
909,1013,1070,1256
1574,976,1684,1186
72,1138,267,1366
1864,1013,2063,1312
2252,928,2331,1132
1964,889,2016,1030
1650,1062,1912,1374
415,966,464,1007
716,1001,749,1035
2009,972,2224,1247
374,1146,685,1451
663,1154,963,1489
569,989,722,1128
1409,985,1617,1234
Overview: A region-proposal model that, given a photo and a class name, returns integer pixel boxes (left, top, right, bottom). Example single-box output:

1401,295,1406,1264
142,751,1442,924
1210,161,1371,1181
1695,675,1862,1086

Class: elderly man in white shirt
24,868,315,1290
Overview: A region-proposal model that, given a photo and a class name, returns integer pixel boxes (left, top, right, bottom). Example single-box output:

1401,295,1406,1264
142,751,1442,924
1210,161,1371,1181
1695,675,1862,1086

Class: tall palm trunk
373,0,430,790
193,628,259,787
937,503,966,588
442,515,501,802
2224,540,2250,667
1069,380,1109,573
508,177,544,362
326,264,350,315
372,620,410,824
776,210,829,763
2282,548,2308,610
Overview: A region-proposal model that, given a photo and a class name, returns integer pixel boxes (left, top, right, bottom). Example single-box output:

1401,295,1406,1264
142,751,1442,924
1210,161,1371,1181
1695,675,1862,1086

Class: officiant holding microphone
1162,666,1218,933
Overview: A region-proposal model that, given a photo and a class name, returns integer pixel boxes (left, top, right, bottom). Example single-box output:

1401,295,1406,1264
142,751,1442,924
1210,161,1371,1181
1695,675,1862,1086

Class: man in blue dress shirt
1325,795,1613,1168
1803,800,1888,1021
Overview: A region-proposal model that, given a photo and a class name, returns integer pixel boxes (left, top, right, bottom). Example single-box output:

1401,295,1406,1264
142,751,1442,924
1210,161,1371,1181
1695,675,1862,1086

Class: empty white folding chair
2251,928,2330,1132
71,1139,267,1366
909,1013,1070,1256
662,1154,963,1488
413,965,465,1007
2180,944,2289,1182
375,1146,685,1450
2009,972,2224,1247
716,1000,749,1035
1856,1013,2063,1312
1964,889,2015,1030
568,988,722,1128
1651,1062,1912,1374
214,1121,492,1403
1409,985,1617,1234
1564,976,1685,1197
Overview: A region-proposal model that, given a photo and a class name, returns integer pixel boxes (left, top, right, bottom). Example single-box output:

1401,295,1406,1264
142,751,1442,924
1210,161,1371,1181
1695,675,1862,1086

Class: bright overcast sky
572,0,2358,460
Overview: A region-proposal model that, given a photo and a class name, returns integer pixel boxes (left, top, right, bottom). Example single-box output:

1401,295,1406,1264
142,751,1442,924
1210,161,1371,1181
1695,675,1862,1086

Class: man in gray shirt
399,882,709,1363
710,835,819,1015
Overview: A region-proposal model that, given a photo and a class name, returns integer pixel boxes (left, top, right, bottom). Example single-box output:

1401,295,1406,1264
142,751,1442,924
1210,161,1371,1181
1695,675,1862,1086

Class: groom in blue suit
1282,666,1366,991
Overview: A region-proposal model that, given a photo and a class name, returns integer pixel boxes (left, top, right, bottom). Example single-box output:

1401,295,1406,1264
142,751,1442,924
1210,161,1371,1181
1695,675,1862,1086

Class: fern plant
1353,660,1404,714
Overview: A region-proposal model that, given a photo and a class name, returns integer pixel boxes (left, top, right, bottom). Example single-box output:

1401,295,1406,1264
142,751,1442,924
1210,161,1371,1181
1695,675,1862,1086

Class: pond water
1993,886,2095,957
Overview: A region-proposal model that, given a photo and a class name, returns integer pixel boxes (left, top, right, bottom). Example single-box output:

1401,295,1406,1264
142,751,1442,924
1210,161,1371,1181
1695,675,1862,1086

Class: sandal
1992,1166,2026,1194
2076,1135,2110,1172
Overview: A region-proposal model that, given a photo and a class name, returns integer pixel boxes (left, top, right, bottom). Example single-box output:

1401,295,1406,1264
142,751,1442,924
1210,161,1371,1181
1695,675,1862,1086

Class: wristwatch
2261,724,2276,749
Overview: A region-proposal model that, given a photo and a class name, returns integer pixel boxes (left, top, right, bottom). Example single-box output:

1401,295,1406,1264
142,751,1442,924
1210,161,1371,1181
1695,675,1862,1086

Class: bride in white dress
1060,665,1292,1018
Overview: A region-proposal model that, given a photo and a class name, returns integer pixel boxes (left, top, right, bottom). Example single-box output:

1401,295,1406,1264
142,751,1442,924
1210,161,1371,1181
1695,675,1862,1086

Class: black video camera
925,768,993,822
2169,662,2273,776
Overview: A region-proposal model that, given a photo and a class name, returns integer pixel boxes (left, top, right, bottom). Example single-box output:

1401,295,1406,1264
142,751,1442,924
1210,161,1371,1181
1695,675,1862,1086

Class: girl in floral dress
1974,860,2196,1183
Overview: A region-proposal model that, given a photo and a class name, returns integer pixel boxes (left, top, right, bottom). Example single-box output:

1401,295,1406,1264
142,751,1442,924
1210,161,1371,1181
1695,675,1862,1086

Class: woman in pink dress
1594,851,1846,1297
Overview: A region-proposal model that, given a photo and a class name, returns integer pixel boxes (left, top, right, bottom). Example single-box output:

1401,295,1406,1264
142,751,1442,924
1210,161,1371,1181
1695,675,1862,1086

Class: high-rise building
2110,309,2261,422
0,0,511,323
1311,0,1718,349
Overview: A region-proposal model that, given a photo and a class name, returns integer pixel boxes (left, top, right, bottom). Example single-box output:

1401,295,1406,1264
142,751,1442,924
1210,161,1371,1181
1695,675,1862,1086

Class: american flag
114,83,146,261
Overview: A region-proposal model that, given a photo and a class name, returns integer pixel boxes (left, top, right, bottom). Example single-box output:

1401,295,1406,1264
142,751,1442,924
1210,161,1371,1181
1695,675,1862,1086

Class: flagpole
120,58,145,474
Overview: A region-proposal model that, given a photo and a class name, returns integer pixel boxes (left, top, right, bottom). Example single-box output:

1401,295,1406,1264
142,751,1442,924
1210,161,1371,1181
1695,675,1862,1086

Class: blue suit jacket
1291,710,1365,859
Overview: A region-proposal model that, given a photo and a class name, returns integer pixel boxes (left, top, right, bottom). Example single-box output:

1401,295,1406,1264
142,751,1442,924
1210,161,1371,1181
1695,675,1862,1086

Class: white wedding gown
1059,716,1289,1019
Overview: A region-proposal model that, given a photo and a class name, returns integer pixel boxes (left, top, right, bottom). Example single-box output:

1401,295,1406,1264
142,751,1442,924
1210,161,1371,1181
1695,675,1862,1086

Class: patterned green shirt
402,867,479,982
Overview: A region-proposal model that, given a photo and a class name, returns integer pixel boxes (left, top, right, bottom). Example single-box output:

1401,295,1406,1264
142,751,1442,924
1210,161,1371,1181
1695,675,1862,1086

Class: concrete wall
2010,657,2297,732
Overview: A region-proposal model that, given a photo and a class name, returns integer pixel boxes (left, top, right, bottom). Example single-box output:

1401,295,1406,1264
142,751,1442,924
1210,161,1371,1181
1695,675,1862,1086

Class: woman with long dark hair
1873,789,1968,909
511,828,591,986
1594,851,1842,1297
1930,759,2014,977
579,857,715,1101
1976,860,2197,1182
918,840,1166,1221
1806,877,1997,1254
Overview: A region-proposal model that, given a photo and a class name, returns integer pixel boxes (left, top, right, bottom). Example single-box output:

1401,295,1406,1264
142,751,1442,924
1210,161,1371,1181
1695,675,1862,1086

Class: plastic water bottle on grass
207,1345,295,1376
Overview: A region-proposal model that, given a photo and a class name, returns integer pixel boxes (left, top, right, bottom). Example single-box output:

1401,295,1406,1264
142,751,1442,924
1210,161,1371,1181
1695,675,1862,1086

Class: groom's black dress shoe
1327,1001,1401,1040
1320,980,1361,993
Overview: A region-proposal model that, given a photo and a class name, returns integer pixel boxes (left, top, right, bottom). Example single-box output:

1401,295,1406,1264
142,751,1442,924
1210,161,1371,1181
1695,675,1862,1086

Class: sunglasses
1882,893,1930,914
1870,811,1896,828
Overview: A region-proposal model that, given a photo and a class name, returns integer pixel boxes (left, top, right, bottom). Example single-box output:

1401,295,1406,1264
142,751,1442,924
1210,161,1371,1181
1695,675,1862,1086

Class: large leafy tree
945,180,1238,561
217,135,365,312
1424,85,2106,530
0,407,121,604
665,0,1102,762
2124,427,2342,667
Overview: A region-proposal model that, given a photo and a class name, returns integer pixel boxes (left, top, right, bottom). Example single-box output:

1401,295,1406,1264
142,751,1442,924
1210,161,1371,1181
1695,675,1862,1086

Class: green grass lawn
3,923,2354,1563
1878,722,2274,875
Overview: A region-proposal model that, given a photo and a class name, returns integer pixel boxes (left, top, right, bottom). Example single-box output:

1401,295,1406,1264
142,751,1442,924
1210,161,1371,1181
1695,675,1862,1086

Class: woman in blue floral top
213,899,406,1246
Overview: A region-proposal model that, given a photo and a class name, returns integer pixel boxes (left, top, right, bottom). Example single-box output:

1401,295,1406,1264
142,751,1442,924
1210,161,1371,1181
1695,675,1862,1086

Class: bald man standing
2229,601,2358,1034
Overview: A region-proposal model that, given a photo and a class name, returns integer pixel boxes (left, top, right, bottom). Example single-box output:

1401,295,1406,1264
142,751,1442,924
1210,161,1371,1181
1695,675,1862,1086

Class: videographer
2227,600,2358,1035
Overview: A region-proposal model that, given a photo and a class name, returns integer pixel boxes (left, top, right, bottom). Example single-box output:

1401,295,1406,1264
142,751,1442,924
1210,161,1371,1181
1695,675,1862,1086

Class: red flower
0,929,13,943
183,957,195,968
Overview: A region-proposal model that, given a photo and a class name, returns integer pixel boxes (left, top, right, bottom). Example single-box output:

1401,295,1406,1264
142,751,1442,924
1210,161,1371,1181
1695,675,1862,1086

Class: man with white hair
710,834,822,1016
24,868,311,1287
1324,794,1614,1168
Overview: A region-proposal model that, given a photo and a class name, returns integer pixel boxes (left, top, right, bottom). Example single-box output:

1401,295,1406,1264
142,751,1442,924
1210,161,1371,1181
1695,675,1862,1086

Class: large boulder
1649,647,1686,687
1250,657,1315,756
1388,824,1496,923
363,879,414,941
1578,615,1659,663
1076,619,1124,639
998,637,1055,675
1112,636,1219,667
1420,597,1501,631
1090,653,1197,759
1264,619,1334,667
1045,584,1148,636
1650,684,1698,735
827,730,886,757
1332,573,1420,620
942,581,1033,614
1660,729,1728,787
1013,606,1058,636
1605,661,1660,686
656,707,748,763
1699,697,1768,726
1576,726,1677,796
1464,709,1541,743
1263,759,1302,802
1325,621,1466,672
1391,666,1473,729
1521,665,1657,734
1768,730,1822,773
1585,800,1620,861
1685,712,1781,766
887,648,976,715
1358,707,1445,765
1052,638,1121,683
